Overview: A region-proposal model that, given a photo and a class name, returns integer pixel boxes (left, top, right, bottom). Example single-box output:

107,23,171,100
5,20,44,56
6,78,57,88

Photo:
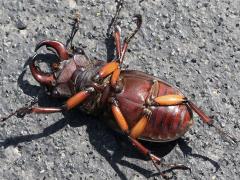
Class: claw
0,98,38,122
29,54,56,86
149,153,191,179
149,155,170,179
35,40,70,60
16,107,32,118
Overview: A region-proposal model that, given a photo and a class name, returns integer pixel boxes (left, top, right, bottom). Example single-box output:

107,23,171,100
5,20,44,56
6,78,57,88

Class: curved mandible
29,53,56,87
35,40,70,61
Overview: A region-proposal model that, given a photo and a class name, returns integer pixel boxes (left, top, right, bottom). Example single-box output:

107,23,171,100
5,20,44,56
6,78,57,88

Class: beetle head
30,40,91,98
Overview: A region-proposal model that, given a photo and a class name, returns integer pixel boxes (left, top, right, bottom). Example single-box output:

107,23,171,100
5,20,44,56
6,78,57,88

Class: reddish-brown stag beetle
1,2,237,179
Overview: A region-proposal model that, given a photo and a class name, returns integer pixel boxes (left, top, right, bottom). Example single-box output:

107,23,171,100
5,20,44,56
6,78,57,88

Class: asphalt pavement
0,0,239,179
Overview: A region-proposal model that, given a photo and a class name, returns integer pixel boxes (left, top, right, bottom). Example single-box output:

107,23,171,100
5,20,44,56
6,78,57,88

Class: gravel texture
0,0,240,179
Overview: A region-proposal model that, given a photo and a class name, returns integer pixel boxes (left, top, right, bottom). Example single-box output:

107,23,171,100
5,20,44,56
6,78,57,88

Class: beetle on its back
1,1,237,179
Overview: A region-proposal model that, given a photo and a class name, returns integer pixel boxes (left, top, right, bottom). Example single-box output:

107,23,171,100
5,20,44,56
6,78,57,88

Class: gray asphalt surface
0,0,240,179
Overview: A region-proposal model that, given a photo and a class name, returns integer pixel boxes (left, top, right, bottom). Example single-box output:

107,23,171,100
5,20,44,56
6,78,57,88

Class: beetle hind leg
110,98,190,177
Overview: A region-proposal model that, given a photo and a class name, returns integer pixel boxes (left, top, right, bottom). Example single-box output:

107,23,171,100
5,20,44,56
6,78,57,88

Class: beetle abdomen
116,70,193,142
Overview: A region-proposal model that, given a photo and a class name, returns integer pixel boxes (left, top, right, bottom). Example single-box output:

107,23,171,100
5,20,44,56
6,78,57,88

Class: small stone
68,0,77,8
211,175,216,180
96,12,101,17
16,19,27,30
191,59,197,63
4,146,21,162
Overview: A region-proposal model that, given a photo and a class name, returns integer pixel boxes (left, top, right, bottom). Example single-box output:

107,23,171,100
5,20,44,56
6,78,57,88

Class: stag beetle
1,2,237,179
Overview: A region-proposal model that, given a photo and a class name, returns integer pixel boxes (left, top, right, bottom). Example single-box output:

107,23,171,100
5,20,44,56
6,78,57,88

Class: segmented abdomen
116,70,193,142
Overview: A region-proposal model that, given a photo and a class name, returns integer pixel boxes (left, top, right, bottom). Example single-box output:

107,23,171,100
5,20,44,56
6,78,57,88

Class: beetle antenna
0,98,38,122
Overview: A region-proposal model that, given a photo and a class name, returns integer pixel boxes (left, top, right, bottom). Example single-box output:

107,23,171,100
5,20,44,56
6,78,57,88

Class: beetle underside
1,1,237,179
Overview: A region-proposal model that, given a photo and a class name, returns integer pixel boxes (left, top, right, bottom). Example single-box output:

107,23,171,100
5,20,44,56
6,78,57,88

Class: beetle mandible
1,2,237,179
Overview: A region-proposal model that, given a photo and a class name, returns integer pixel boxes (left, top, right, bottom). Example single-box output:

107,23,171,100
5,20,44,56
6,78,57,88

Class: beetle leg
111,100,129,133
119,14,142,64
93,61,119,82
111,68,121,87
111,99,190,177
153,95,238,144
66,12,80,52
106,0,123,37
129,108,151,138
153,95,187,106
188,101,237,144
15,87,94,117
114,25,122,60
94,61,121,89
99,15,142,87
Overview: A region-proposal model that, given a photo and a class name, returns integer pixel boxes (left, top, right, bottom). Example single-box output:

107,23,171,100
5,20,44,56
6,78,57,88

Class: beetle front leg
119,14,142,64
114,26,122,60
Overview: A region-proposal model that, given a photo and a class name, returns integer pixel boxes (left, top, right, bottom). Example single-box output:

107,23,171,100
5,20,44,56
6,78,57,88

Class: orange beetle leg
65,88,94,110
130,115,148,139
111,104,129,133
114,26,122,59
111,68,121,87
154,95,186,106
98,61,119,79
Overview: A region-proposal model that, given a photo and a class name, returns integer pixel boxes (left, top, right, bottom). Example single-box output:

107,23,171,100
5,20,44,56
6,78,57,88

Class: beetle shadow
0,77,177,180
3,63,220,178
105,31,115,62
177,138,220,172
0,92,220,180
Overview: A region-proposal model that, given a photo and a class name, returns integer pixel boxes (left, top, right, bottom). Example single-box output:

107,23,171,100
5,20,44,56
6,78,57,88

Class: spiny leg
106,0,124,37
1,88,94,121
65,12,89,58
111,98,190,178
108,15,143,87
150,88,237,144
107,14,143,87
188,101,237,144
66,12,80,52
0,98,38,122
94,11,142,86
119,14,142,64
97,61,119,80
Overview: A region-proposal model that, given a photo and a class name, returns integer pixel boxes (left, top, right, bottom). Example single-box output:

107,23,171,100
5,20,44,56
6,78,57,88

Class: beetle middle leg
15,87,94,118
